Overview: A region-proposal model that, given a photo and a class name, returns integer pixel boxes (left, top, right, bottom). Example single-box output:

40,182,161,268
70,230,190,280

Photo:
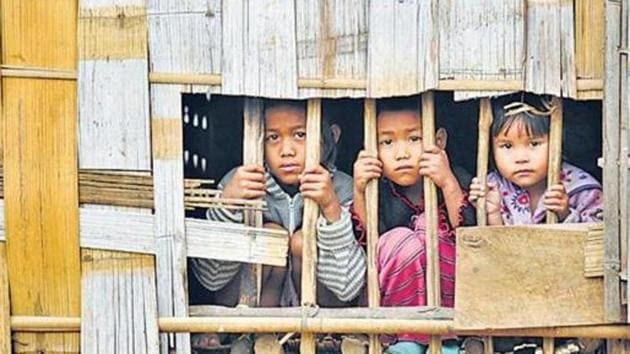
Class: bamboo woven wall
0,1,623,354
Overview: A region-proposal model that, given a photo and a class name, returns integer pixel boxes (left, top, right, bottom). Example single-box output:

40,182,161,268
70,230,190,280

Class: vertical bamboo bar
0,243,9,354
422,92,441,354
240,98,265,307
543,97,564,354
477,98,494,354
364,98,382,354
300,98,321,354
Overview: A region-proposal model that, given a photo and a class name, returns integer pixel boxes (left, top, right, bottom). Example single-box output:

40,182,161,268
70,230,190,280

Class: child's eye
379,139,393,147
530,141,542,147
409,135,422,143
294,131,306,140
265,133,279,142
499,143,512,149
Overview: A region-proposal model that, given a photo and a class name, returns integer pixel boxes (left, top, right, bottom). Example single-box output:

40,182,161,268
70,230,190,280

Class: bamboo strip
422,92,441,354
476,99,495,354
301,99,322,354
240,98,265,307
10,316,630,339
0,68,605,93
364,98,381,354
0,244,9,353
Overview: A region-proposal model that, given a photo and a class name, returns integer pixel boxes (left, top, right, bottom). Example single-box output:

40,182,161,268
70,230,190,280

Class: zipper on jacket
287,195,296,233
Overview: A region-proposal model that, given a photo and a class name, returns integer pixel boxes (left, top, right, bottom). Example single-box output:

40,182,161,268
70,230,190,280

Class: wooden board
575,0,604,100
525,0,576,98
221,0,298,97
0,243,10,354
438,0,524,100
78,1,151,170
295,0,368,98
147,0,222,94
455,224,605,329
81,248,159,353
150,84,191,354
3,77,81,353
0,201,5,241
367,0,438,97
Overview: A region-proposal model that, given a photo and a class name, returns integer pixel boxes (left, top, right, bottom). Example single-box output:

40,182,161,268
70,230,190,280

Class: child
469,99,603,225
468,98,604,354
191,100,366,352
352,97,475,354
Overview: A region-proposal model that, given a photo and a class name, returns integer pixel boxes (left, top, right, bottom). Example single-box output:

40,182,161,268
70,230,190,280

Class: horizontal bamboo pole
10,316,630,339
0,67,604,92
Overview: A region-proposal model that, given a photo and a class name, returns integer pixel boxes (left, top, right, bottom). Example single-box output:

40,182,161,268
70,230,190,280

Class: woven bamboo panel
575,0,604,100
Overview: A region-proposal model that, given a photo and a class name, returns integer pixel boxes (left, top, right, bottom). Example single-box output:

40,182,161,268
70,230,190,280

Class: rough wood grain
296,0,368,98
546,97,563,224
525,0,576,98
301,99,322,354
151,85,191,354
4,77,80,354
367,0,438,97
439,0,525,100
476,99,493,226
147,0,222,94
222,0,297,97
604,0,624,323
575,0,605,100
585,224,605,278
78,2,151,170
456,224,606,329
0,243,10,354
0,201,4,241
81,247,159,354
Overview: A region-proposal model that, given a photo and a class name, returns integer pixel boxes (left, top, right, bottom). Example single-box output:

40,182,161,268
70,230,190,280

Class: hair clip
503,100,555,118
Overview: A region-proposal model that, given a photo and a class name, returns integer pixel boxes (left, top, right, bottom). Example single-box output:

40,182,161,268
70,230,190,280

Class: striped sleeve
316,208,366,302
190,189,243,292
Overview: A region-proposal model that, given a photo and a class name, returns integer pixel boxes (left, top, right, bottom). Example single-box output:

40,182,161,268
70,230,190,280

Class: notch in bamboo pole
476,98,495,354
239,98,265,307
422,92,442,354
300,98,322,354
364,98,382,354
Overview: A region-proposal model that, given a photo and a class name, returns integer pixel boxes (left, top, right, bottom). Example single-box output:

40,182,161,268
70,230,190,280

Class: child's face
377,111,424,187
493,121,549,190
264,106,307,186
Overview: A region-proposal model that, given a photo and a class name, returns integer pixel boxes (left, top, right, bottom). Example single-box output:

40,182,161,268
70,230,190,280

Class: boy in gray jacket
191,100,365,315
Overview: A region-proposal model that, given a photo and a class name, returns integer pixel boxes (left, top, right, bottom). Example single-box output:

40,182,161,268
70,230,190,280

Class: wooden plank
525,0,577,98
81,248,159,354
363,99,381,354
455,224,606,329
576,0,605,100
604,0,624,323
295,0,368,98
0,201,4,241
367,0,438,97
78,1,151,170
80,207,156,254
4,77,80,353
147,0,222,94
546,97,563,224
300,99,321,354
422,92,441,354
0,243,10,354
189,305,454,320
476,99,493,226
151,84,191,354
222,0,298,98
585,224,605,278
623,0,630,322
439,0,525,100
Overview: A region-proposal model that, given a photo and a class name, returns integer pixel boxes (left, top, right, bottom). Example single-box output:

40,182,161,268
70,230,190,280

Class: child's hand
544,183,570,221
469,177,502,218
221,164,266,200
299,165,341,222
419,145,458,190
353,150,382,195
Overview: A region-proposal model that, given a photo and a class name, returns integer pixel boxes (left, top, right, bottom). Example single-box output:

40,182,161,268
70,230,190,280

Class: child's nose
395,144,410,160
280,140,295,156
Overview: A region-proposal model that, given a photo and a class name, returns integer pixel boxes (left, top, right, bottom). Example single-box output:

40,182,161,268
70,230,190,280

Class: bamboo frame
301,99,322,354
364,98,381,354
422,92,442,354
8,316,630,339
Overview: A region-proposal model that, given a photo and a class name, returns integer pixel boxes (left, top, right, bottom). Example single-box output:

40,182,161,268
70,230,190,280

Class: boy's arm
441,176,469,227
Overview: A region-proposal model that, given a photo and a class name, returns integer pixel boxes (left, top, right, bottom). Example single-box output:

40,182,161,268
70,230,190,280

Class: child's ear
436,127,448,150
330,123,342,144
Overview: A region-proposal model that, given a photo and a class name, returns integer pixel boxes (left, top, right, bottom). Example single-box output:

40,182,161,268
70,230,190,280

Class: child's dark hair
376,96,421,117
491,95,551,138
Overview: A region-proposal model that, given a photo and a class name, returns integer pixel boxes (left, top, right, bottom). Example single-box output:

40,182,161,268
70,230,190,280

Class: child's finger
359,165,383,175
240,171,266,182
544,190,565,200
241,180,266,191
422,144,439,153
242,189,266,199
241,164,265,174
548,184,566,192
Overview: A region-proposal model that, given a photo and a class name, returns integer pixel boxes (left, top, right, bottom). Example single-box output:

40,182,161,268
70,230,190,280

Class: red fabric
377,209,456,345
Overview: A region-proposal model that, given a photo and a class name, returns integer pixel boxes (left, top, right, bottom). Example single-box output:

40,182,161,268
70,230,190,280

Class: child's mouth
514,169,534,177
279,164,300,173
395,165,415,172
